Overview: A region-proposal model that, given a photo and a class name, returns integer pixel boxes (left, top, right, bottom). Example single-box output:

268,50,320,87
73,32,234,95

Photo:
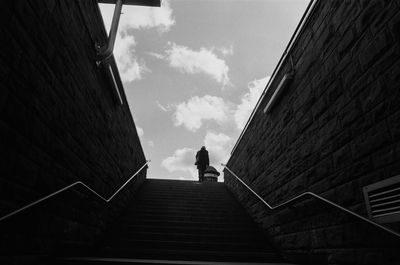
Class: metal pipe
97,0,123,63
222,163,400,239
108,63,124,105
0,160,150,223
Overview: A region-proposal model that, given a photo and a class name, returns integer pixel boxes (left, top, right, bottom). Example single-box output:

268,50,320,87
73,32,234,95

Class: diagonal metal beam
98,0,161,7
96,0,161,63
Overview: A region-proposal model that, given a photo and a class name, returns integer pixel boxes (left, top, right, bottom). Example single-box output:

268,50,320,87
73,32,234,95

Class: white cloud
99,1,175,83
165,43,231,87
173,95,231,132
234,76,270,130
161,147,197,179
114,33,149,82
136,126,144,137
204,132,233,172
148,140,155,147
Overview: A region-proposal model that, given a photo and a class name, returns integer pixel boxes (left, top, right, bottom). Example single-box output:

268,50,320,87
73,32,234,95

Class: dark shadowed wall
225,1,400,264
0,0,146,256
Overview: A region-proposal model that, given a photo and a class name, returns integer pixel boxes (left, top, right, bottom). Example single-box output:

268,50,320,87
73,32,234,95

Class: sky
99,0,309,181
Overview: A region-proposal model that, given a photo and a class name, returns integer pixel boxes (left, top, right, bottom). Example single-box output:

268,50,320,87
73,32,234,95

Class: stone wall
0,0,146,256
225,0,400,264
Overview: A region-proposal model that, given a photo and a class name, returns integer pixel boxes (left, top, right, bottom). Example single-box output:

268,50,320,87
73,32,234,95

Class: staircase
61,179,289,264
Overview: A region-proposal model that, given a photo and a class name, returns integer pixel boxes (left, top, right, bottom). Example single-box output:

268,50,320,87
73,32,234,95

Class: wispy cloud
161,147,197,179
148,52,165,59
136,126,144,137
165,43,231,87
234,76,270,129
156,100,172,112
173,95,231,132
215,45,234,57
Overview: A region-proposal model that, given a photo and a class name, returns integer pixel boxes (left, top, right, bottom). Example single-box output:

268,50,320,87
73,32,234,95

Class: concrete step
119,213,251,223
108,224,260,235
125,202,244,212
98,248,283,263
123,208,248,218
105,231,270,244
117,218,258,229
102,238,272,252
58,257,294,265
135,198,235,204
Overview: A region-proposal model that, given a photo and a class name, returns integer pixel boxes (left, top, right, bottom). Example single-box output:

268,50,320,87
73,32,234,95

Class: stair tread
100,247,283,262
61,256,294,265
111,224,260,233
106,238,272,248
109,230,269,240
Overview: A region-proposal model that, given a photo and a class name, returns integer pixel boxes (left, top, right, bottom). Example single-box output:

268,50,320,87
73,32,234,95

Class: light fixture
263,73,293,114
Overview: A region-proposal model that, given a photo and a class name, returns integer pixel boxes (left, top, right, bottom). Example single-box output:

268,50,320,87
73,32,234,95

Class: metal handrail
222,164,400,239
0,160,150,223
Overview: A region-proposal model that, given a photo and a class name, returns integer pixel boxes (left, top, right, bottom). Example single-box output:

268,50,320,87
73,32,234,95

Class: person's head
201,146,206,150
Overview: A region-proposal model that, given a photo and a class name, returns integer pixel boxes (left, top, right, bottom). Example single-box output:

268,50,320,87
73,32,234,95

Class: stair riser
125,202,244,211
105,241,270,252
122,210,248,219
110,225,259,235
118,214,251,223
99,249,282,263
118,219,257,229
107,232,270,244
131,199,240,206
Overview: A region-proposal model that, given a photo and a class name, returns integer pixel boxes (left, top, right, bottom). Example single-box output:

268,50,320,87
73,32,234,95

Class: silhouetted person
195,146,209,182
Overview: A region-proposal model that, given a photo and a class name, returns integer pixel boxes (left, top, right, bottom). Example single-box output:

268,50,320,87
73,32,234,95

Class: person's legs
199,167,205,182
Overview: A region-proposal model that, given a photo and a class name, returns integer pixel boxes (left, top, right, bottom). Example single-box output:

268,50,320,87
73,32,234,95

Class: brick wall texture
225,1,400,264
0,0,146,256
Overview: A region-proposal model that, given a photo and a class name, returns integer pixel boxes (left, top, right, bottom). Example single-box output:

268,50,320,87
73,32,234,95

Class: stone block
351,120,391,160
332,145,353,171
342,61,361,89
389,9,400,41
355,0,384,34
388,110,400,140
370,2,399,35
359,28,393,70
